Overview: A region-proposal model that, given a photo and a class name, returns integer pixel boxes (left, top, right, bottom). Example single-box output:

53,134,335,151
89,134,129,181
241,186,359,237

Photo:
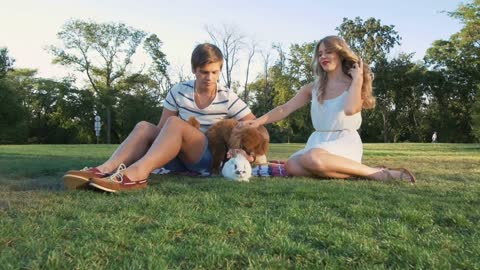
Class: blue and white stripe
163,80,251,132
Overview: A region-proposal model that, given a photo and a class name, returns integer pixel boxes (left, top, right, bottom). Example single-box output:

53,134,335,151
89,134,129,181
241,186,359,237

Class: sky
1,0,465,85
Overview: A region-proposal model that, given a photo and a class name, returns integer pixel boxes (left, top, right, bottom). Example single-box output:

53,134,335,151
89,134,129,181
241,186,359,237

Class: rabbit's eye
234,164,237,170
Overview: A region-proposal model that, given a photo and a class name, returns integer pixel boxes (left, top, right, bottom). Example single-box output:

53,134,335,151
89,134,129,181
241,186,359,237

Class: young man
63,43,255,192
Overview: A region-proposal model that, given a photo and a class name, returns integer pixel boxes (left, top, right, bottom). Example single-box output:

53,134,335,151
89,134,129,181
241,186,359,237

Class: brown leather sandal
390,167,416,184
379,168,416,184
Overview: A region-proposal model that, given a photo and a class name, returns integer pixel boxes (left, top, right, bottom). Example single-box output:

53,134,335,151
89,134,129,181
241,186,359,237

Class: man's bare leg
96,121,161,173
119,117,208,181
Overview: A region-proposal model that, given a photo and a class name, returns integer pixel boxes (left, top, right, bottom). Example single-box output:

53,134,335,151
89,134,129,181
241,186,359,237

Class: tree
114,73,163,140
143,34,172,100
243,39,257,102
248,43,313,143
49,19,147,143
260,48,273,94
385,54,428,142
336,17,401,65
473,85,480,141
0,51,28,143
336,17,402,142
449,0,480,141
425,0,480,142
206,24,245,89
0,48,15,76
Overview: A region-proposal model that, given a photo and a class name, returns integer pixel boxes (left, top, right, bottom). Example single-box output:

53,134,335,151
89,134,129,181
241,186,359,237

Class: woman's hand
226,148,254,162
237,120,259,130
349,59,364,82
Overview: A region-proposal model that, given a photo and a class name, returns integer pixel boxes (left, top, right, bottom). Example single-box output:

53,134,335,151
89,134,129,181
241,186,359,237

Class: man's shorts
161,137,213,176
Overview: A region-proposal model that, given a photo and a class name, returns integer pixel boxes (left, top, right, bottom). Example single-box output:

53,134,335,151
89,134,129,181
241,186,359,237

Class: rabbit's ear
221,159,234,179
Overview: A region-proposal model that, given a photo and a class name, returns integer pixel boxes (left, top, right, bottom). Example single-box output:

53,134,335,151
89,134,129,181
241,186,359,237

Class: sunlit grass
0,143,479,269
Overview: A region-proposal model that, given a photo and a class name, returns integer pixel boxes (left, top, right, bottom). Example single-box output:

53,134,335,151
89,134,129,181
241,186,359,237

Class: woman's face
317,42,341,73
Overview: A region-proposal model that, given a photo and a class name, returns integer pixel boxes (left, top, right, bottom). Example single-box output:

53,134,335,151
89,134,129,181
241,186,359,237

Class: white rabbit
221,154,252,182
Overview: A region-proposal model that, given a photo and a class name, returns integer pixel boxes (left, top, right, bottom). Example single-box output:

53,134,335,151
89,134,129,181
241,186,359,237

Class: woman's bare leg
286,148,406,181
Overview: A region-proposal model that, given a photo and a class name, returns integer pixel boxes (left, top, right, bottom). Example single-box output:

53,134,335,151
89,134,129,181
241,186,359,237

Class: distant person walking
432,131,438,143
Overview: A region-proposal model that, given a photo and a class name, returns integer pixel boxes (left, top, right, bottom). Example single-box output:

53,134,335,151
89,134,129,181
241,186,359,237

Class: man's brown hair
191,43,224,71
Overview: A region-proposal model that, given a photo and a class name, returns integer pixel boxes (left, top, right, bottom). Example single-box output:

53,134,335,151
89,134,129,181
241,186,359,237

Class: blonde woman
240,36,415,182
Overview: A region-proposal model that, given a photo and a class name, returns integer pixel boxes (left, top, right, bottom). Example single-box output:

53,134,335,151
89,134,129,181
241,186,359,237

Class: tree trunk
382,108,388,143
106,107,111,144
243,59,251,102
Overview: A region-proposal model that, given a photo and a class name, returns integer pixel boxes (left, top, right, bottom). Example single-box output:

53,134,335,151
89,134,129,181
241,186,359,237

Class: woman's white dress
290,87,363,163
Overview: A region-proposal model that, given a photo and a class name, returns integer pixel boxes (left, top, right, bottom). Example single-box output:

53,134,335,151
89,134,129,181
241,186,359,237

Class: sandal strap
381,169,395,181
390,167,416,184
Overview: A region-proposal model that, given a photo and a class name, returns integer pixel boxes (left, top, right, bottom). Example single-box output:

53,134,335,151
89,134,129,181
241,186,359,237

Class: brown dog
187,117,269,174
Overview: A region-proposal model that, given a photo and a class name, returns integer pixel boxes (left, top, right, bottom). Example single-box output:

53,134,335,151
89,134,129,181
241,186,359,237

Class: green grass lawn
1,143,479,269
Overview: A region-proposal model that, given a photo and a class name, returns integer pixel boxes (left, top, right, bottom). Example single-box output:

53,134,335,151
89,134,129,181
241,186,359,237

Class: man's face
193,62,222,92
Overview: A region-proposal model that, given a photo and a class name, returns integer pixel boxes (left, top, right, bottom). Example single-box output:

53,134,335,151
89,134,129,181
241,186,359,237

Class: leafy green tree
425,0,480,142
275,43,314,142
49,79,97,143
49,19,147,143
23,77,95,143
0,55,29,143
0,48,15,76
143,34,172,101
114,73,163,141
336,17,401,65
336,17,402,142
0,61,29,143
473,85,480,141
249,43,313,143
450,0,480,141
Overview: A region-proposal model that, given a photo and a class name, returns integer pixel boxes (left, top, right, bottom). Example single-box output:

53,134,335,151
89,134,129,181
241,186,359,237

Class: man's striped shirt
163,80,251,132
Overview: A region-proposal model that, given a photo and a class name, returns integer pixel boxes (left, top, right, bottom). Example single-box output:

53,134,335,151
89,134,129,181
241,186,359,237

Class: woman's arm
243,83,313,128
239,112,256,121
344,60,364,115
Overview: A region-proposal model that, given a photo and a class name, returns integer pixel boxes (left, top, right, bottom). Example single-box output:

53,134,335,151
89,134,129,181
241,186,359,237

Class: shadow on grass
0,175,64,192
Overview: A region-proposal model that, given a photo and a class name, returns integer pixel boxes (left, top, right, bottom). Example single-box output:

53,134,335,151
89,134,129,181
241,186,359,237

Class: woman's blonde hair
312,36,375,109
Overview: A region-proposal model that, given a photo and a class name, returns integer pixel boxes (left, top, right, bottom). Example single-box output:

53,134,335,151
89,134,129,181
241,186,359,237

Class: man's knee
134,121,158,137
163,116,183,128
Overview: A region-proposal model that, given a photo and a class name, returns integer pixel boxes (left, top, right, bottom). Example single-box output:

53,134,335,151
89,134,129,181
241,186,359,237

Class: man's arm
157,108,178,130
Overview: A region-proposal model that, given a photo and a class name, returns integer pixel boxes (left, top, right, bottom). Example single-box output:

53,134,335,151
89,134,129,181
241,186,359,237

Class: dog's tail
187,116,201,129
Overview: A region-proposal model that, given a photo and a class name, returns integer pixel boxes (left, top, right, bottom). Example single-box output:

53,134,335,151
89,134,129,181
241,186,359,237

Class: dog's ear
227,120,242,149
186,116,200,129
240,128,266,155
257,126,270,155
228,132,242,149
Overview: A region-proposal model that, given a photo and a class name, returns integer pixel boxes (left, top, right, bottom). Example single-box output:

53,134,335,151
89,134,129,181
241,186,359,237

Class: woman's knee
300,150,328,172
285,156,308,176
285,158,300,174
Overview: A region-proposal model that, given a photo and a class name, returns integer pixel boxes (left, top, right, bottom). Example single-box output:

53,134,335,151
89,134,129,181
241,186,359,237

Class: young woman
239,36,415,182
